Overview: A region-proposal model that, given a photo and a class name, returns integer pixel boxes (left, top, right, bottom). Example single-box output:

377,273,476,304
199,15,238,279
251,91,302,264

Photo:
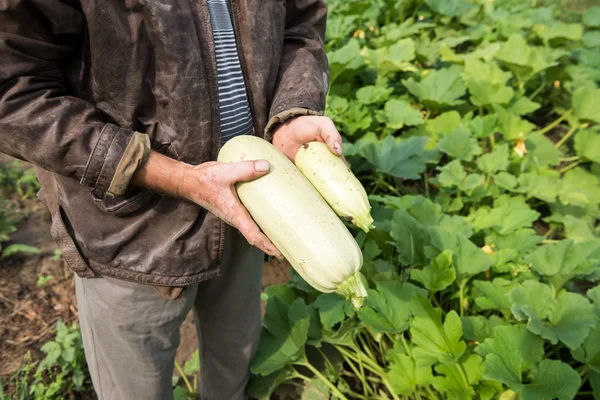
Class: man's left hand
272,115,344,162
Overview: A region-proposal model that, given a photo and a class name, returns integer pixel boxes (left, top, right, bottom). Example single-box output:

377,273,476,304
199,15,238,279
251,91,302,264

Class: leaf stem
456,363,470,389
560,155,580,162
340,350,371,397
424,170,431,199
296,361,349,400
558,160,582,174
174,361,194,394
400,335,412,357
357,333,378,363
554,124,579,149
426,386,441,400
459,280,467,317
489,134,495,150
536,109,573,136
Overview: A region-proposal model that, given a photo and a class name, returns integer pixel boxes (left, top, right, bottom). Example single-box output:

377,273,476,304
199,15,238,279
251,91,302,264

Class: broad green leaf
356,85,394,105
476,324,544,389
388,352,433,395
438,215,474,238
494,172,518,191
384,99,425,129
495,106,536,141
39,341,61,369
251,298,310,375
408,196,443,226
425,0,477,17
314,293,354,331
533,23,583,42
411,250,456,292
428,230,493,277
496,34,559,81
473,278,518,314
360,136,429,179
478,143,509,175
520,359,580,400
173,387,187,400
264,285,297,305
469,195,540,235
560,167,600,209
247,368,296,400
510,97,541,115
561,215,597,243
583,31,600,48
574,129,600,163
402,66,467,108
577,325,600,373
487,228,543,255
391,210,430,265
183,350,200,375
573,86,600,123
411,296,467,366
438,127,482,162
508,281,596,349
301,378,329,400
583,6,600,28
517,172,559,203
525,239,600,289
437,160,467,188
365,39,416,76
432,353,483,400
463,58,514,106
468,114,498,138
328,39,365,82
357,281,426,334
524,132,561,168
588,285,600,319
461,316,506,343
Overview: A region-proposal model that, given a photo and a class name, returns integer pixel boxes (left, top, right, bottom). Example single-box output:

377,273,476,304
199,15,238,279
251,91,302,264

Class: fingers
314,117,343,156
227,160,271,183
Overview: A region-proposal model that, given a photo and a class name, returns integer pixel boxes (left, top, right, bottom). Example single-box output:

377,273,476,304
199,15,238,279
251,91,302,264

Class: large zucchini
218,135,367,308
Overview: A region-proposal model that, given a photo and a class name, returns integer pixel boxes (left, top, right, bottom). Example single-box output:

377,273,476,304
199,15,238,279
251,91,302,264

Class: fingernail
255,160,270,172
334,142,342,155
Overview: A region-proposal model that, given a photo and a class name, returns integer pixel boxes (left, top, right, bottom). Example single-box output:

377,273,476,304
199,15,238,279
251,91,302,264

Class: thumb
228,160,271,183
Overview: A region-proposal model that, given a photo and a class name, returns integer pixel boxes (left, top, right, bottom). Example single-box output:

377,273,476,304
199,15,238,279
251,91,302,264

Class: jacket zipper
230,0,260,138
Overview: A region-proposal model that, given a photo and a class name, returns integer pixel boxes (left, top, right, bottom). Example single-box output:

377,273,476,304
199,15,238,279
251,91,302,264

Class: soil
0,189,293,398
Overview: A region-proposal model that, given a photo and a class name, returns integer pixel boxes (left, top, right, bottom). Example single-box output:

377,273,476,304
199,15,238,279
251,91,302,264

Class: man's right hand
131,151,282,258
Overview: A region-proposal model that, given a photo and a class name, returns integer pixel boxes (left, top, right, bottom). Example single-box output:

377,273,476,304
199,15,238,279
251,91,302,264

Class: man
0,1,342,398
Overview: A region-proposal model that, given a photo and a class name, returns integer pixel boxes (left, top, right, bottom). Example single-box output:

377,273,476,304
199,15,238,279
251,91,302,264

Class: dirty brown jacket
0,0,329,287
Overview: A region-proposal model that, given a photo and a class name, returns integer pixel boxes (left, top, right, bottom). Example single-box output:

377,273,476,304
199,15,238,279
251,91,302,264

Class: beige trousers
74,226,264,400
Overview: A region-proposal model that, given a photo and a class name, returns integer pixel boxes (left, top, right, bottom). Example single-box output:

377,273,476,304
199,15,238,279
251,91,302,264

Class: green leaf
173,386,187,400
301,378,330,400
39,341,61,370
533,23,583,42
461,316,506,343
478,144,509,175
411,296,467,367
402,66,466,108
411,250,456,292
366,39,417,76
388,352,433,395
360,136,429,179
357,281,426,334
520,359,580,400
425,0,477,17
437,160,467,188
473,278,518,314
438,127,482,162
588,286,600,319
1,244,40,258
494,172,518,191
463,58,514,106
524,132,561,168
391,210,430,265
583,31,600,48
247,367,296,400
468,114,498,138
510,97,541,115
574,129,600,163
384,99,425,129
495,106,536,141
429,230,493,277
469,195,540,235
496,34,560,81
508,281,597,349
476,324,544,390
356,85,394,105
264,285,297,305
314,293,354,331
432,354,483,400
583,6,600,28
517,172,559,203
251,297,310,375
183,350,200,375
573,86,600,123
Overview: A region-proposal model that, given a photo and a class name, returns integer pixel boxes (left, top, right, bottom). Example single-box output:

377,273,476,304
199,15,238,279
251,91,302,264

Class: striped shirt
207,0,254,142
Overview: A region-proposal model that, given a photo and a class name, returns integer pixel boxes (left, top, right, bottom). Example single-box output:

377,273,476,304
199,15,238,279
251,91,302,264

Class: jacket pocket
91,187,159,217
50,206,94,277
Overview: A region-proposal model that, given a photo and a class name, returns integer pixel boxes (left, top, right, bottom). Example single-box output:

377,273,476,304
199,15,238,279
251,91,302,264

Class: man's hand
132,152,282,258
272,115,345,162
